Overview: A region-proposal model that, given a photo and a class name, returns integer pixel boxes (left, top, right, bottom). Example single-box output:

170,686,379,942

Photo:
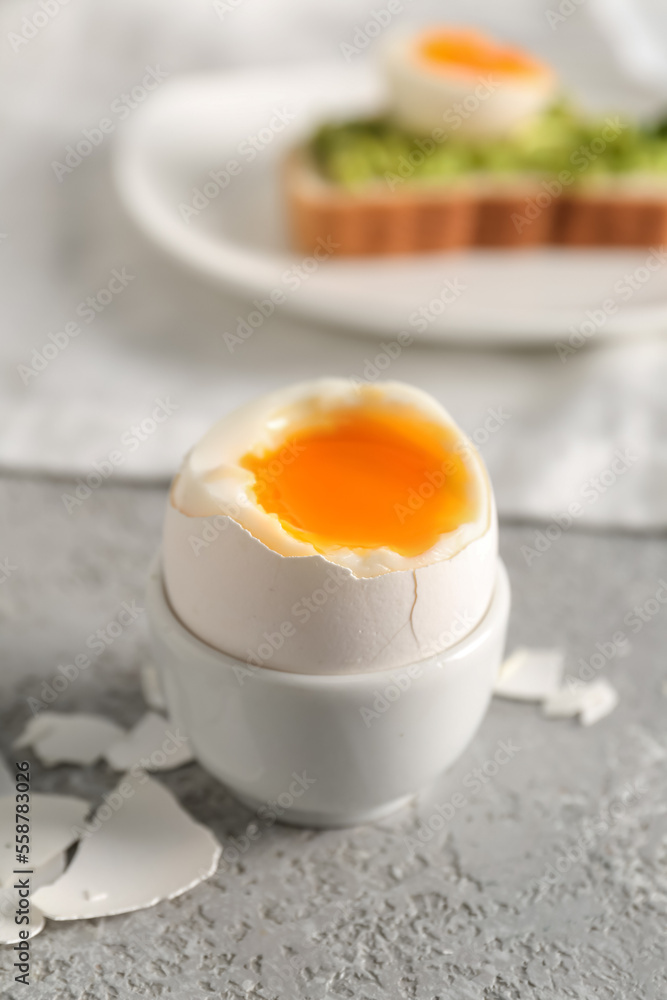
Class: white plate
114,63,667,345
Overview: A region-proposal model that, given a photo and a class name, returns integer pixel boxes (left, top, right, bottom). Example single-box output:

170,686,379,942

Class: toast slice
285,149,667,256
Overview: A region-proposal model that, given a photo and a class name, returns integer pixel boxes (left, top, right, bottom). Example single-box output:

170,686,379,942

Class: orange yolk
240,405,478,557
418,29,548,79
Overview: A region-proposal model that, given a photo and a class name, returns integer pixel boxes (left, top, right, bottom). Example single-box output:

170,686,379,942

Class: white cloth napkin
1,0,667,528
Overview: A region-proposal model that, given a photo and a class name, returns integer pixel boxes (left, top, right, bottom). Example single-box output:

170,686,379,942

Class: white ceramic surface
114,64,667,346
147,555,510,827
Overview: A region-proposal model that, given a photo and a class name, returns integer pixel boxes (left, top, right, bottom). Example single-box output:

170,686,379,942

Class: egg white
383,31,556,138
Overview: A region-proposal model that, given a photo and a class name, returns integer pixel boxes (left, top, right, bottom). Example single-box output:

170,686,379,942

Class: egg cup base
147,554,510,829
233,789,416,829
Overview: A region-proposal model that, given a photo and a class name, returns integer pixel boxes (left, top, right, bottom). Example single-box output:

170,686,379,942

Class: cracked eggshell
0,886,44,944
579,679,619,726
0,793,89,886
0,758,12,798
163,509,496,673
33,774,221,920
14,713,126,766
543,678,619,725
0,852,69,944
140,660,167,711
162,379,497,675
105,711,194,771
494,648,565,702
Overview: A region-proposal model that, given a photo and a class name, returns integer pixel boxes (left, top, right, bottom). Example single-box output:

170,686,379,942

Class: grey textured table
0,475,665,1000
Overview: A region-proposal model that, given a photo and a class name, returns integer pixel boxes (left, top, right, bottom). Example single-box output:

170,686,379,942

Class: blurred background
2,0,667,528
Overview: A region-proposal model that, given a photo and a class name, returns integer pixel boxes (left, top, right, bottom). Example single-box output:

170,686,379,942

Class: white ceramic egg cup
147,556,510,828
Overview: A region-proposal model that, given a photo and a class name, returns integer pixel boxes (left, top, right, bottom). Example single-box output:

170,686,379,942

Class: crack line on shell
408,570,419,648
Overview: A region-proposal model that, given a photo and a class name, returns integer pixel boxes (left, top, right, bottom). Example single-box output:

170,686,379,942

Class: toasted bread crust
284,150,667,255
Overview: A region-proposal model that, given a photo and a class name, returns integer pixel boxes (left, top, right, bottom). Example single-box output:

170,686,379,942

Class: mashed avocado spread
310,105,667,189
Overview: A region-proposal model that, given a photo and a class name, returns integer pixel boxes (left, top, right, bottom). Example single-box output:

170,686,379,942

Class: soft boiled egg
383,27,556,137
162,379,497,674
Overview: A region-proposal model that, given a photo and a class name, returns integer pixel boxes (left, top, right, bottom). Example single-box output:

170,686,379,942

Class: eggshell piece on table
0,889,44,944
140,660,167,711
32,850,67,889
579,679,619,726
0,853,67,944
543,678,619,725
0,757,12,798
540,686,583,718
14,713,126,766
0,793,89,886
105,712,194,772
493,648,564,701
33,774,221,920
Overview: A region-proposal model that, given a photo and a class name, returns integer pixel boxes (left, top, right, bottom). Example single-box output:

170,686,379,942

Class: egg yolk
240,405,478,557
419,29,547,79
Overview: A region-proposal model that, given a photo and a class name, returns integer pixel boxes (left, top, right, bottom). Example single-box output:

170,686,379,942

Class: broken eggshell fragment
0,758,12,798
140,660,167,712
14,713,126,767
0,792,89,885
543,677,619,725
493,647,565,701
0,791,88,943
0,854,68,944
33,774,221,920
105,712,194,772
